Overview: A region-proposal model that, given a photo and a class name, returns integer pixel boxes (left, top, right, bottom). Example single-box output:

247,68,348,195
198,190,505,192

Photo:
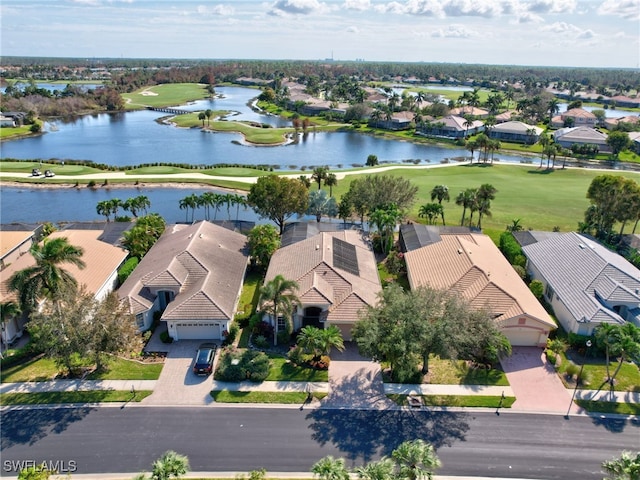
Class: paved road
1,406,638,479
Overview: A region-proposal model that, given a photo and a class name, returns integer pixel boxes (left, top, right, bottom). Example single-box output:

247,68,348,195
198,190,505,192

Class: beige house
400,225,555,347
1,228,37,270
0,228,128,346
551,108,597,128
263,230,381,341
119,221,248,340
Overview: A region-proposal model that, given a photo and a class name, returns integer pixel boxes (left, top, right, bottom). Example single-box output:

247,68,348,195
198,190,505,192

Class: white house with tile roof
488,121,544,144
263,230,381,341
553,126,610,152
118,221,248,340
400,225,555,347
522,232,640,335
0,228,128,346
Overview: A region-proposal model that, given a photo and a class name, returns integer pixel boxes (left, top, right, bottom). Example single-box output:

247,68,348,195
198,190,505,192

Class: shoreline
0,180,248,193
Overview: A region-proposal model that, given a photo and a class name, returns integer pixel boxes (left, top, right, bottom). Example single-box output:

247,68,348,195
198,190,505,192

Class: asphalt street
1,406,638,479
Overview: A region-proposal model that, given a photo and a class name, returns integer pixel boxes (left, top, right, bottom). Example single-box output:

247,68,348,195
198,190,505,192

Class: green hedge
117,257,139,284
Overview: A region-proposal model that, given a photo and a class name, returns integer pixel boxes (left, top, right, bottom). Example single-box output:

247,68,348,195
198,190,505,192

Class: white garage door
506,329,543,347
176,322,221,340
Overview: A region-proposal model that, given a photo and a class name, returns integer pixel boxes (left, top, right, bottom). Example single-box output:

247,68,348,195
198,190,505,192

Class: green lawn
556,354,640,392
420,356,510,386
575,399,640,416
0,390,153,405
211,390,326,404
0,161,103,175
235,271,263,321
1,356,163,383
0,125,32,139
122,83,211,110
266,354,329,382
387,394,516,408
332,164,640,231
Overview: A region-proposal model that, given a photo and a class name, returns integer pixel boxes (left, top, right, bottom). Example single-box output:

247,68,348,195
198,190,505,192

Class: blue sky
1,0,638,68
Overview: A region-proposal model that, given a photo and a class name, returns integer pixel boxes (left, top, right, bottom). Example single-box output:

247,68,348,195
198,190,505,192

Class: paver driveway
143,340,219,406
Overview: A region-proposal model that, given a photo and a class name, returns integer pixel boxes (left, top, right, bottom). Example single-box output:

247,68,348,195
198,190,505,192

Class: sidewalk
0,380,157,394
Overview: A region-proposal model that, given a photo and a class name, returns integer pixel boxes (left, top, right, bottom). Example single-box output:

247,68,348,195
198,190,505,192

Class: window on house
545,284,554,301
135,313,144,329
277,316,286,331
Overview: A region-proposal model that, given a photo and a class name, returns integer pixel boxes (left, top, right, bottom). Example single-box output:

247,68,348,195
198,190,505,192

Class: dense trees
582,174,640,239
248,176,308,234
121,213,166,259
247,224,280,270
307,189,338,222
352,284,511,382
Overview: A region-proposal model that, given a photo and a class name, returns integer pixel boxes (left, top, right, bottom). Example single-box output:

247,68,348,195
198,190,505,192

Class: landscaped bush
222,323,240,347
160,331,173,344
0,341,37,368
117,257,139,284
565,361,579,380
215,349,270,382
252,335,269,349
287,345,307,366
308,355,331,370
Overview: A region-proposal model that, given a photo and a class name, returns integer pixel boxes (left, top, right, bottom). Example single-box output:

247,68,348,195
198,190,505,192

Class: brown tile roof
0,230,34,259
118,221,248,321
404,233,554,328
265,231,381,319
0,230,128,302
561,108,596,119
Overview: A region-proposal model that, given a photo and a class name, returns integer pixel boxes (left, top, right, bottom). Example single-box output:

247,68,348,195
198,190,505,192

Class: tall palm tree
609,323,640,386
96,200,113,222
476,184,497,229
0,301,21,353
8,237,86,311
547,98,560,123
430,185,450,205
204,109,213,126
391,440,441,480
324,173,338,197
311,166,329,190
198,112,206,126
232,194,247,223
456,188,477,226
259,275,299,346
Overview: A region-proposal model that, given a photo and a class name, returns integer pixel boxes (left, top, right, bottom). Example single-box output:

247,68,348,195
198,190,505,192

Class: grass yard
1,356,163,383
266,354,329,382
556,353,640,392
332,164,640,231
210,390,326,404
421,356,510,386
122,83,211,110
575,399,640,416
0,161,103,175
0,390,153,406
0,125,33,139
387,394,516,408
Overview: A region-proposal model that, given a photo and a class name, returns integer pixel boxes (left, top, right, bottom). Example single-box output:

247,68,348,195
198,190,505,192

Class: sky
1,0,639,69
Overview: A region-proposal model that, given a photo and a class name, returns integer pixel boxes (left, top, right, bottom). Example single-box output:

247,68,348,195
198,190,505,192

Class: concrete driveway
322,342,396,410
143,340,219,406
501,346,572,414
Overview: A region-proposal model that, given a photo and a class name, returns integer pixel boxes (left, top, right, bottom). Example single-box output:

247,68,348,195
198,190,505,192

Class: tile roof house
0,227,128,346
119,221,248,340
551,108,597,128
553,126,610,153
604,115,640,130
522,232,640,335
488,121,544,144
263,230,381,341
448,106,489,118
416,115,484,139
400,225,555,346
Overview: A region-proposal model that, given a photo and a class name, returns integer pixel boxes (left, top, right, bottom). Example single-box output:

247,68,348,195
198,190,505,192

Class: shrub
310,355,331,370
577,368,591,386
87,180,96,188
117,257,139,284
545,349,557,365
529,280,544,300
0,342,37,368
160,331,173,344
277,330,290,346
512,265,526,279
215,349,270,382
288,345,306,366
252,335,269,349
385,250,406,276
565,361,579,380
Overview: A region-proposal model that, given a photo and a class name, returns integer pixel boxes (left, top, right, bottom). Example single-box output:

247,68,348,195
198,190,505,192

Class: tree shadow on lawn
1,406,95,450
526,168,556,174
305,408,470,464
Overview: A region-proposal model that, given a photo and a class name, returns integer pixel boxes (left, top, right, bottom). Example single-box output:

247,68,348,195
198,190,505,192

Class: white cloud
268,0,328,16
543,21,598,40
346,25,360,33
577,29,596,39
431,23,477,38
376,0,503,17
442,0,503,18
344,0,370,11
197,4,235,15
598,0,640,21
515,11,543,23
526,0,576,14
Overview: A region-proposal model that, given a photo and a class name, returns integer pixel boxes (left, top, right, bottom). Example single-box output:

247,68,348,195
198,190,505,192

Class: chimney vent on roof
316,245,320,250
199,234,203,238
457,248,463,254
579,243,585,249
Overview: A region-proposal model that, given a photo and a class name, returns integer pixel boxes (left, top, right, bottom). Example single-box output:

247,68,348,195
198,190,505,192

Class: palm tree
609,323,640,386
601,451,640,480
456,188,477,226
465,139,478,163
311,166,329,190
319,325,345,357
355,458,395,480
298,326,324,360
311,456,350,480
259,275,299,346
430,185,450,205
547,98,560,123
419,203,443,225
96,200,113,222
299,175,312,188
8,237,86,311
151,450,190,480
391,439,441,480
232,194,247,223
595,323,620,385
324,173,338,197
476,184,497,229
462,114,475,138
198,112,206,126
204,109,212,126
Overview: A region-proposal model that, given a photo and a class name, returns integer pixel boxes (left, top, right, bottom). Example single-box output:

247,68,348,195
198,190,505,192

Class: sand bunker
140,90,159,96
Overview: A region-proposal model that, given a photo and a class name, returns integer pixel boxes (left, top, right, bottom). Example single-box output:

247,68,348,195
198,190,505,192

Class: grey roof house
119,221,248,341
522,232,640,335
553,126,610,153
488,121,543,144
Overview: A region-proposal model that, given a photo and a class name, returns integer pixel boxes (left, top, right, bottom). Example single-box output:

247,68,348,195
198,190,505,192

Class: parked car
31,168,41,176
192,343,217,375
44,169,55,178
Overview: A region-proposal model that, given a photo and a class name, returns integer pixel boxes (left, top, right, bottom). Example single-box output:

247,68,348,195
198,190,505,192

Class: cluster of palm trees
178,192,247,223
466,133,501,163
455,184,498,229
594,322,640,388
96,195,151,222
197,109,213,126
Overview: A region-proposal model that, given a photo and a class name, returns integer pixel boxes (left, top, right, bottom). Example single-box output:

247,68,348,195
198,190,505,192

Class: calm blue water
0,185,265,224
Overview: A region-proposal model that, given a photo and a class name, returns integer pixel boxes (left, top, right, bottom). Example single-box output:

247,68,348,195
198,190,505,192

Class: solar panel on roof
333,236,359,276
